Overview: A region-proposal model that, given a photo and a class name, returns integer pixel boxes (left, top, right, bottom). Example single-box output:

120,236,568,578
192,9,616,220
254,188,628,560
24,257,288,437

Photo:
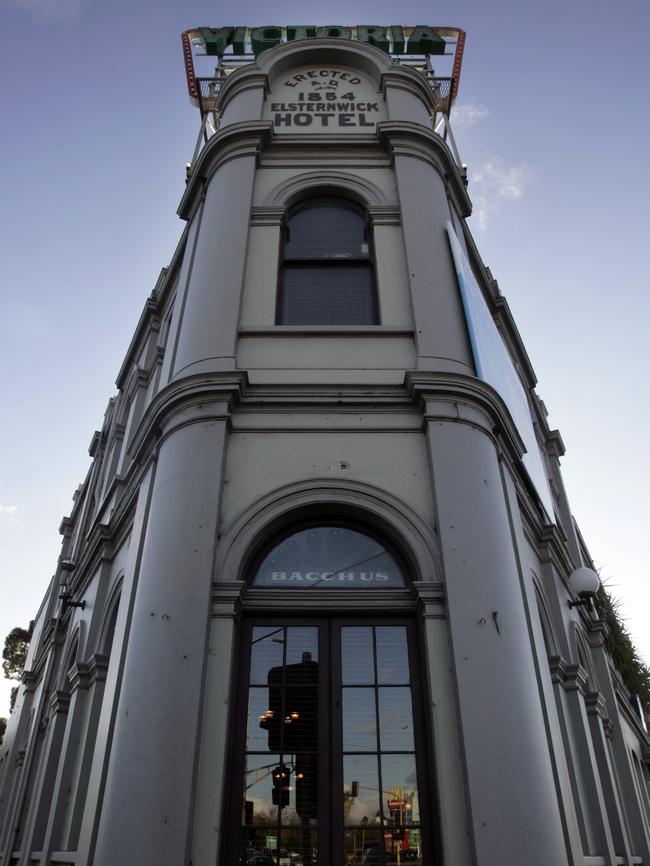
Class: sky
1,0,649,717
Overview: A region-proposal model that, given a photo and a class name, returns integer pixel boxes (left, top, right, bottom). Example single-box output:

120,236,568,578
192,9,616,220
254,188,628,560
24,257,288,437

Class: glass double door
231,619,428,866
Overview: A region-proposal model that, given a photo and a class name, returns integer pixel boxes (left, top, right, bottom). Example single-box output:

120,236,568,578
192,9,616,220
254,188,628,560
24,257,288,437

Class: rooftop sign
182,25,466,105
187,26,455,58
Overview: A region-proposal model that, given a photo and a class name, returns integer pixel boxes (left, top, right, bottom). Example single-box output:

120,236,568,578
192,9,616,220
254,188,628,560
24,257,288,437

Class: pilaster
414,377,568,865
92,395,235,866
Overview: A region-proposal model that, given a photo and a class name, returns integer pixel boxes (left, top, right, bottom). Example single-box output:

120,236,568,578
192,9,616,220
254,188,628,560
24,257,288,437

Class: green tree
3,626,31,715
0,716,6,746
2,627,30,681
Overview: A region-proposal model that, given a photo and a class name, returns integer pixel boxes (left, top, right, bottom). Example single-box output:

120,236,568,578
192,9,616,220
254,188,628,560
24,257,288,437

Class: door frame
221,614,440,866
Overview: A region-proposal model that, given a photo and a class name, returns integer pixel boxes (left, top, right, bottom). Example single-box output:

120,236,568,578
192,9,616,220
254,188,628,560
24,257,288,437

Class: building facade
1,33,649,866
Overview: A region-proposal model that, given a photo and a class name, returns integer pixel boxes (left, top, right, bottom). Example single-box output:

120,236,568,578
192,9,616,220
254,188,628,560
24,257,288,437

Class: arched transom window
252,525,405,588
277,197,378,325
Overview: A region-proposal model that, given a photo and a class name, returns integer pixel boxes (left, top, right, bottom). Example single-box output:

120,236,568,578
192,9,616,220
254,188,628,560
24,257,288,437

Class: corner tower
1,28,648,866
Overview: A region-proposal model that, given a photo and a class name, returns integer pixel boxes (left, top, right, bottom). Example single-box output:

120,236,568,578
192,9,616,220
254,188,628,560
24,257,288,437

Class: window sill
239,325,414,336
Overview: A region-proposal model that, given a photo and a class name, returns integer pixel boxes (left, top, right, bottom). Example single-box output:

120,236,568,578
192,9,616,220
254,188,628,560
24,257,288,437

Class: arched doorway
225,525,436,866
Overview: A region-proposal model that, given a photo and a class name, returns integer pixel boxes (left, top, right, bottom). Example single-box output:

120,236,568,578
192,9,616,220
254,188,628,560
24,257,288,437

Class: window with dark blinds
277,197,379,325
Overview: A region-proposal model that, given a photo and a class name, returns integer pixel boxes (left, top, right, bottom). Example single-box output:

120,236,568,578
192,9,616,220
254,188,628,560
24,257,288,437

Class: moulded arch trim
572,625,599,691
57,627,82,691
255,37,394,90
97,574,124,656
533,581,559,657
265,170,389,209
214,478,442,587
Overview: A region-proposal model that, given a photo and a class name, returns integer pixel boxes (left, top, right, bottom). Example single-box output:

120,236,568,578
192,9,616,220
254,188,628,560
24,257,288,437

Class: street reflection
240,624,423,866
241,627,319,866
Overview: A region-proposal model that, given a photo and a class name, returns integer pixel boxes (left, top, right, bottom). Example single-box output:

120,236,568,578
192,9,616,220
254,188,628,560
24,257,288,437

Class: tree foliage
0,716,6,746
596,586,650,711
2,626,31,681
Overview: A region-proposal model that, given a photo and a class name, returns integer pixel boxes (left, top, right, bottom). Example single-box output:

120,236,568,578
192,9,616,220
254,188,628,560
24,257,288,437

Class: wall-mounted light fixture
58,560,85,610
567,567,600,613
58,582,85,610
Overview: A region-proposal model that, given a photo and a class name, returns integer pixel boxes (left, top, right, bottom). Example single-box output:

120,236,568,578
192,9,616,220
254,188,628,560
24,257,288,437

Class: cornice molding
22,667,40,693
380,66,442,114
68,655,109,691
178,121,274,220
413,582,446,619
250,205,286,226
58,515,74,536
584,690,609,721
368,204,401,225
533,522,576,582
548,656,592,696
548,655,566,685
115,297,160,389
127,371,247,465
239,586,423,614
545,428,566,459
217,70,268,116
585,618,608,648
49,690,71,715
211,582,245,618
377,121,472,218
561,662,590,695
491,295,538,389
405,370,526,461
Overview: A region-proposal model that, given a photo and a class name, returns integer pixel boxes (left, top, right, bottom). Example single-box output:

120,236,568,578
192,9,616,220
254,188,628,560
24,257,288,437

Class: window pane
293,752,318,824
344,827,383,865
341,627,375,685
248,687,275,752
286,199,366,259
281,829,318,866
380,755,420,825
377,688,414,751
344,754,380,825
281,265,375,325
375,627,409,684
254,527,405,589
343,688,377,752
243,753,281,825
283,685,318,752
240,827,318,866
250,626,285,683
285,627,319,671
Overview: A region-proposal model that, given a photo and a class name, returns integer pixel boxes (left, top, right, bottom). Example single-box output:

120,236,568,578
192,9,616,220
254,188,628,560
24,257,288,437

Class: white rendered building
1,30,649,866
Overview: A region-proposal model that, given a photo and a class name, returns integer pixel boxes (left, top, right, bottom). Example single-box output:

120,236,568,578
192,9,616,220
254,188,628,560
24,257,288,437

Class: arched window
277,197,378,325
252,525,406,588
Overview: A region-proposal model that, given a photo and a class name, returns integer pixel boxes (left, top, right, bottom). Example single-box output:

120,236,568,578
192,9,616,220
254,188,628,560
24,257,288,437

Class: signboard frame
446,220,556,524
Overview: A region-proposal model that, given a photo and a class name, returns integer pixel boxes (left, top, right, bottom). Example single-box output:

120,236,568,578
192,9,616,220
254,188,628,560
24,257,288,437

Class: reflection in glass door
232,622,427,866
239,625,321,866
341,626,423,866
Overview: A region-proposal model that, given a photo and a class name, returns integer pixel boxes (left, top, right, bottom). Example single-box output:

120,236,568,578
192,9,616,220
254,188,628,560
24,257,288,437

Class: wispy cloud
1,0,85,22
471,159,531,230
0,505,18,516
452,102,490,130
